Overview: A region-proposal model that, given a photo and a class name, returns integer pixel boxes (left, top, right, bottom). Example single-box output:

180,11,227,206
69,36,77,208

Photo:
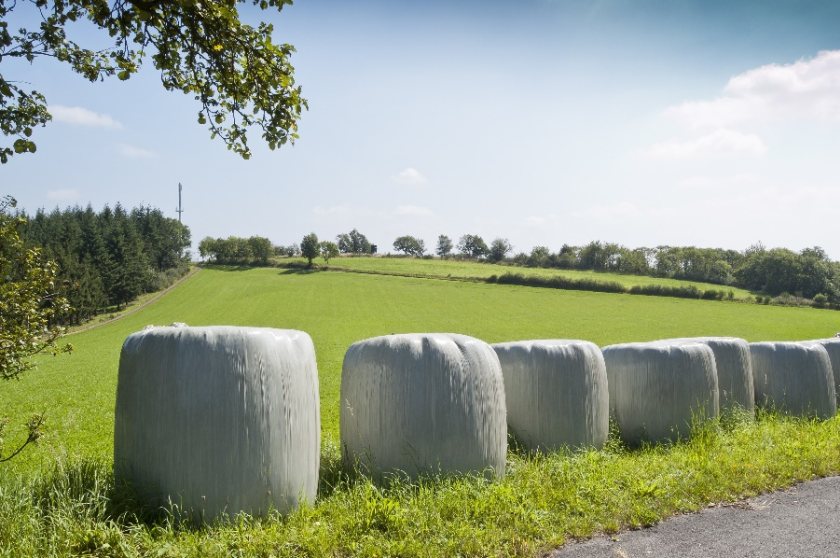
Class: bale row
114,326,840,521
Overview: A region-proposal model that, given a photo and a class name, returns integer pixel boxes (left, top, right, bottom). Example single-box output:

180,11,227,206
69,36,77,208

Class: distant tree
320,240,339,263
336,228,372,254
528,246,550,267
1,196,72,461
556,244,578,269
487,238,512,263
436,235,453,258
247,236,273,265
511,252,529,265
198,237,218,261
393,235,426,257
20,202,187,320
457,234,489,259
578,241,609,271
275,243,300,257
301,233,319,266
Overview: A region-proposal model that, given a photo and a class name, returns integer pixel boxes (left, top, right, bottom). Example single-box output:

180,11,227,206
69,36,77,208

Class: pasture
2,265,840,557
2,266,837,474
291,255,756,299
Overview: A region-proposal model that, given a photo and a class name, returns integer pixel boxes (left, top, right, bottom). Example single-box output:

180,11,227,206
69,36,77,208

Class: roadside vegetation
1,412,839,557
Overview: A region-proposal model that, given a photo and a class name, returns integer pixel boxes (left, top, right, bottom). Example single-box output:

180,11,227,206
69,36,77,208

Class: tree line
202,226,840,305
386,235,840,303
20,204,191,324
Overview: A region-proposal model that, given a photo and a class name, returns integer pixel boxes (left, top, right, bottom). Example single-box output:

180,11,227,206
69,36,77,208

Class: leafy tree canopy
336,229,372,255
300,232,318,266
457,234,489,259
487,238,512,263
0,0,306,163
319,240,338,263
1,196,72,462
393,235,425,257
436,234,452,258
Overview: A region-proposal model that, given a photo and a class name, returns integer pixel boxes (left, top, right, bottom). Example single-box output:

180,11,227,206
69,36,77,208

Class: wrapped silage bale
802,338,840,400
492,340,608,452
750,342,836,419
602,342,719,446
657,337,754,414
114,325,320,521
341,333,506,480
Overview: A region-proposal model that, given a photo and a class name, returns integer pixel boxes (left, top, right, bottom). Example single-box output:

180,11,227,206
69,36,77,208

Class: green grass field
296,255,755,299
2,266,837,475
3,266,840,557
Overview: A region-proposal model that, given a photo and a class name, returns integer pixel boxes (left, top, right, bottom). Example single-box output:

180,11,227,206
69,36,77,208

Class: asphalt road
550,475,840,558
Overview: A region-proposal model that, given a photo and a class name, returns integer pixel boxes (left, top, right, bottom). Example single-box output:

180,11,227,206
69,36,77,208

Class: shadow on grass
279,267,322,275
198,263,258,272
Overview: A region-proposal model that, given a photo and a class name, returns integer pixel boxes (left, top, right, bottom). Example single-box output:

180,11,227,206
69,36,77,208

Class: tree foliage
320,240,338,263
457,234,489,259
0,0,306,163
198,235,272,265
22,203,190,321
0,196,72,462
500,238,840,303
487,238,512,263
336,229,372,255
436,234,453,258
392,235,425,257
300,232,318,266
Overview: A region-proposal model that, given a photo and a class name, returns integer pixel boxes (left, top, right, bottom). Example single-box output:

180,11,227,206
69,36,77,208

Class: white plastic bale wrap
492,340,608,452
602,342,719,445
340,333,507,480
803,338,840,400
657,337,754,414
114,326,320,520
749,342,836,419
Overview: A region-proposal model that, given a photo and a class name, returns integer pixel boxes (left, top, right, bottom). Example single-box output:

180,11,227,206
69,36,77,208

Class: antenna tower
176,183,184,222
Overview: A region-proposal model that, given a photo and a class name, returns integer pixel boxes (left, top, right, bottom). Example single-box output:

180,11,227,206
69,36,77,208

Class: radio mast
176,183,184,223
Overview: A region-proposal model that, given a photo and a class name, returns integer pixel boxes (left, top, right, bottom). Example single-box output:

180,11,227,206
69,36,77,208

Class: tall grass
2,412,839,557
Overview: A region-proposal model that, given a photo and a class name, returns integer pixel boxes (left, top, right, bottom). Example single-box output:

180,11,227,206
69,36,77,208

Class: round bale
657,337,754,414
802,338,840,401
114,326,320,521
341,333,506,480
492,339,608,452
750,342,836,419
602,342,719,446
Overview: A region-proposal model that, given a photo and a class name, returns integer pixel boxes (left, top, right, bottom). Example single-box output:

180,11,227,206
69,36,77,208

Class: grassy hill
3,265,837,474
292,256,755,299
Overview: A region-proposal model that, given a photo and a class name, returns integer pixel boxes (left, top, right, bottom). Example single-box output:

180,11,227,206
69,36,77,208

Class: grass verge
2,412,839,557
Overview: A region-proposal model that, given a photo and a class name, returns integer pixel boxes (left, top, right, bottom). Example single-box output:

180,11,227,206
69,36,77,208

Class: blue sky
4,0,840,257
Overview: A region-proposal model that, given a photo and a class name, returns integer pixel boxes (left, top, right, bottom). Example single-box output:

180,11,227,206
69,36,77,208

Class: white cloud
118,143,157,159
645,129,767,160
394,205,433,217
665,50,840,128
392,167,427,185
46,189,80,201
49,105,122,129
